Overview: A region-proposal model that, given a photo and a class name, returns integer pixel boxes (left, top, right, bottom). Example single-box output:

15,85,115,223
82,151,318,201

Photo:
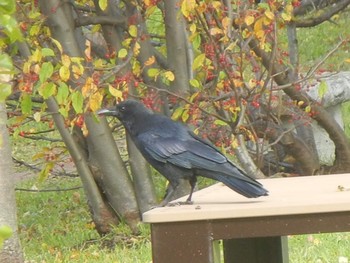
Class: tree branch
75,15,126,27
293,0,350,28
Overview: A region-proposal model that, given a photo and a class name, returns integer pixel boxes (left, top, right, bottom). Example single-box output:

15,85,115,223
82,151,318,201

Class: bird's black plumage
98,100,268,205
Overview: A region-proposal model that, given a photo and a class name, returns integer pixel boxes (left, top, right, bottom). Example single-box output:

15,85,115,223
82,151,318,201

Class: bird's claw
166,200,193,207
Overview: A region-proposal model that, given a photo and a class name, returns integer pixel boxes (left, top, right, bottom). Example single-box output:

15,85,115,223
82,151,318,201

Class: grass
289,233,350,263
16,177,153,263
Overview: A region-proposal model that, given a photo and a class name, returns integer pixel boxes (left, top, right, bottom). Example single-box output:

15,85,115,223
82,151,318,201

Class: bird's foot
166,200,194,207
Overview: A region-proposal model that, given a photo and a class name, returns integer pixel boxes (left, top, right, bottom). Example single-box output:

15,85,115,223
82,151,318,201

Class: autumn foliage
4,0,350,232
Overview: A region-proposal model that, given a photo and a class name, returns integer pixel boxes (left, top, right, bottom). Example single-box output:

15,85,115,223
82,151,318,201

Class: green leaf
172,107,184,120
29,23,40,36
118,48,128,58
318,80,328,99
56,82,69,105
182,109,190,122
41,48,55,57
192,34,201,50
0,53,13,71
21,93,32,114
71,91,83,114
0,83,12,102
190,79,200,88
0,15,22,42
38,162,54,183
0,225,12,249
39,82,56,99
129,25,138,37
147,68,160,78
193,53,206,70
39,62,54,83
58,107,68,118
214,119,228,126
0,0,15,14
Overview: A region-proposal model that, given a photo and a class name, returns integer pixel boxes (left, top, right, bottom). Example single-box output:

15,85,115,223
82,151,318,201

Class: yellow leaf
72,64,84,79
233,79,243,87
133,41,140,56
189,23,196,33
89,91,103,112
265,10,275,20
31,49,42,63
108,85,123,99
253,17,264,32
33,112,41,122
85,40,92,60
51,38,63,53
144,0,151,7
345,58,350,63
99,0,108,11
244,15,255,26
129,25,138,37
210,27,223,36
181,0,196,18
59,66,70,82
281,12,291,22
33,64,40,74
230,135,239,149
144,56,155,66
255,30,265,41
61,54,71,68
23,61,31,74
211,1,221,9
82,77,97,97
163,71,175,81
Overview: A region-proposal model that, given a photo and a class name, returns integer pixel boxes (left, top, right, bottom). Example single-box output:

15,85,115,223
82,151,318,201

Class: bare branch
293,0,350,28
75,16,126,27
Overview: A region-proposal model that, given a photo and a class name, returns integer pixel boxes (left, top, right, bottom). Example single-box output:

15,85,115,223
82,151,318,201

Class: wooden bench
143,173,350,263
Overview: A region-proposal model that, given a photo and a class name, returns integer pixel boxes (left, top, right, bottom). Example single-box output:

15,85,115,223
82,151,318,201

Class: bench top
143,173,350,223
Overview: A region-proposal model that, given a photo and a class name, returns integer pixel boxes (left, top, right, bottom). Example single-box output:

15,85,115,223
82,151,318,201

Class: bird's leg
159,183,177,206
185,177,197,204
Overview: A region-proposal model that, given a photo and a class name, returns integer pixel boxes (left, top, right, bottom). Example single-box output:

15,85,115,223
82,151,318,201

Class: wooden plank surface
143,174,350,223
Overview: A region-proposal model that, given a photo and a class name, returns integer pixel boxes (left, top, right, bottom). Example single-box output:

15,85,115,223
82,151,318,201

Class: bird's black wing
137,130,227,170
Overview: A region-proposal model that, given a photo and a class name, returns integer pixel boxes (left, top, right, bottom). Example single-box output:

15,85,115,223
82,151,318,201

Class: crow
98,100,268,206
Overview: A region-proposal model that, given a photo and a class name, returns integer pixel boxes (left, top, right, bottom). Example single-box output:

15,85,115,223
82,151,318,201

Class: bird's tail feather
202,172,268,198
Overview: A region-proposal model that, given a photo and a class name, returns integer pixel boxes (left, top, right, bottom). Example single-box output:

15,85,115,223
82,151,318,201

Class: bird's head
97,100,151,122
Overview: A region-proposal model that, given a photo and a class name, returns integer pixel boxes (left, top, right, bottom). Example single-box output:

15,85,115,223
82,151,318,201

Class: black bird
98,100,268,206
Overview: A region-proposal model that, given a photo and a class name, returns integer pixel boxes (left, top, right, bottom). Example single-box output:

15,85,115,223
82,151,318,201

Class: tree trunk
164,0,190,95
40,0,141,232
162,0,192,200
85,115,140,231
127,134,157,213
248,37,350,172
46,98,119,234
0,101,23,263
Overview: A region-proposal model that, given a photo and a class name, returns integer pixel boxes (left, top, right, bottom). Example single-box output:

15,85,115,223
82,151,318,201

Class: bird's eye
120,106,126,112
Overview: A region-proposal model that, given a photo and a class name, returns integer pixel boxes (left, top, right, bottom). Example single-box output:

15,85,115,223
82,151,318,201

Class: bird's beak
97,107,117,116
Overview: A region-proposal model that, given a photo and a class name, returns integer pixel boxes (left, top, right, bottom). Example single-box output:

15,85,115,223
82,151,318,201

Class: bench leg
151,222,217,263
223,236,289,263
